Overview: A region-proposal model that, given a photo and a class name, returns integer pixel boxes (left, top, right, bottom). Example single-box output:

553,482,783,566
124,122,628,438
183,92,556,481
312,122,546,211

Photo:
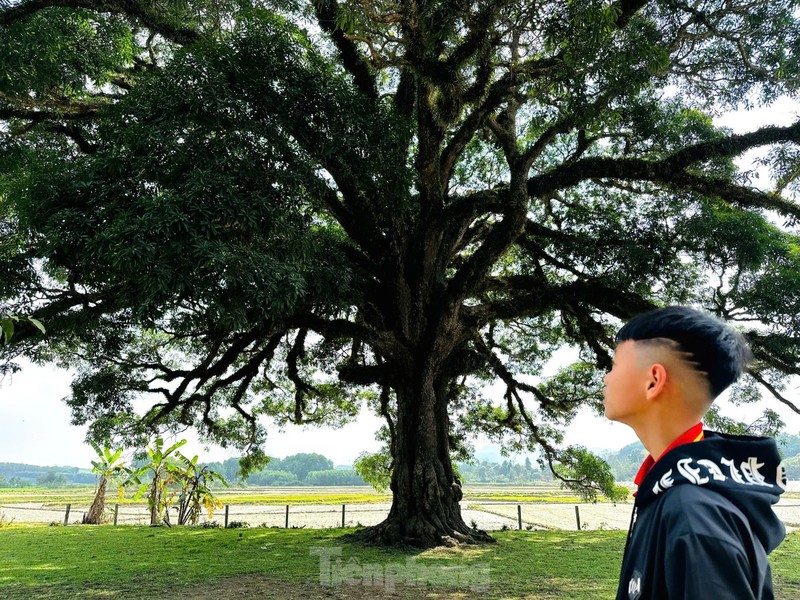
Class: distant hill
0,462,96,486
4,432,798,488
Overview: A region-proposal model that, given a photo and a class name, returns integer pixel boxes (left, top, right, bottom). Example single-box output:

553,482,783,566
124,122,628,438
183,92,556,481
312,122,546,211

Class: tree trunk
150,473,160,526
358,373,495,547
84,477,107,524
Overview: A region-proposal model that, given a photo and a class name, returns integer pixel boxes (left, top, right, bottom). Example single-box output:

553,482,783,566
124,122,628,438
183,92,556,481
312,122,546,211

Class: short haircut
615,306,752,399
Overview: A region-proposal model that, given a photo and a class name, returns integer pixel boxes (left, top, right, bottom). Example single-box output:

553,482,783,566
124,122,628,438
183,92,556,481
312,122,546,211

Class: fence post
113,504,119,526
517,504,522,530
224,504,229,529
285,505,289,528
575,505,581,531
342,504,346,528
63,504,71,526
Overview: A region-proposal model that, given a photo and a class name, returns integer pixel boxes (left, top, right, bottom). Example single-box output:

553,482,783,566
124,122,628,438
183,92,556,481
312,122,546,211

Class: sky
0,354,643,467
2,351,798,470
2,101,800,470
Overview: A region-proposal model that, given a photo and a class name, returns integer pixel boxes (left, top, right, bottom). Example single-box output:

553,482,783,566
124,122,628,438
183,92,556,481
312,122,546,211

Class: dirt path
2,499,798,530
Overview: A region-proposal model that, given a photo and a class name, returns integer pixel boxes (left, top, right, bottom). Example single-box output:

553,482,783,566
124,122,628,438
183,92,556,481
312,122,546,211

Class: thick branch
528,121,800,220
338,362,391,386
295,313,377,345
314,0,378,101
0,0,199,44
750,371,800,416
612,0,651,27
379,384,396,461
439,58,561,188
0,94,103,122
468,277,655,325
287,328,319,422
39,123,97,153
440,1,505,73
748,332,800,376
145,332,261,422
445,197,527,308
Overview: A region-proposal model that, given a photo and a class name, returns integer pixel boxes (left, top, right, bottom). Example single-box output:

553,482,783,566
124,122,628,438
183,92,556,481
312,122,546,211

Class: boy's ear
645,363,668,400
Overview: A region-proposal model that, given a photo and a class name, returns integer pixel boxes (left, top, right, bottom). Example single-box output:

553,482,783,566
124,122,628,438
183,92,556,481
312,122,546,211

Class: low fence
2,500,799,531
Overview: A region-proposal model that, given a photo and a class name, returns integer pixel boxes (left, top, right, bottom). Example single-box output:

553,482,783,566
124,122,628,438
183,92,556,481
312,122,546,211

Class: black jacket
616,431,787,600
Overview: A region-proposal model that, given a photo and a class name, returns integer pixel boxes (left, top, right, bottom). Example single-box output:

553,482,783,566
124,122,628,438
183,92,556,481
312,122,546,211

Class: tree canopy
2,0,800,546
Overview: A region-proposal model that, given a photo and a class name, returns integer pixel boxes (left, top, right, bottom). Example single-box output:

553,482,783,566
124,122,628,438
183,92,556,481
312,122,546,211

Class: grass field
0,525,797,599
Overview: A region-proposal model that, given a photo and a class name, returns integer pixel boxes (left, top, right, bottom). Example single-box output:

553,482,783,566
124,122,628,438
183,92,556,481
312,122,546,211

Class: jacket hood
637,430,787,553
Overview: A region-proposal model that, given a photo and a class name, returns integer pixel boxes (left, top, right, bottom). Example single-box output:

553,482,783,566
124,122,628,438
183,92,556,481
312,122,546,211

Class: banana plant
172,453,228,525
129,438,187,526
84,442,128,525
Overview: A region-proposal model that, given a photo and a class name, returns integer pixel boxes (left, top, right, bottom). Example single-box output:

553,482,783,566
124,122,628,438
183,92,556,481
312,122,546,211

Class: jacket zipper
622,503,639,561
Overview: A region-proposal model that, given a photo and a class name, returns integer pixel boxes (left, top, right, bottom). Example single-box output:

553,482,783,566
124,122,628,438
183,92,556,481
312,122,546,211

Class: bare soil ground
3,482,798,530
3,498,798,530
178,574,476,600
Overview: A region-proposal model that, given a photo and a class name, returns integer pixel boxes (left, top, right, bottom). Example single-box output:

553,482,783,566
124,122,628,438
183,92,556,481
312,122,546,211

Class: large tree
2,0,800,547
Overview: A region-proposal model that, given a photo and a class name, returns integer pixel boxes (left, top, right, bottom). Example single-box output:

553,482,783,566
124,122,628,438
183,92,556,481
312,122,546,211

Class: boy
604,306,786,599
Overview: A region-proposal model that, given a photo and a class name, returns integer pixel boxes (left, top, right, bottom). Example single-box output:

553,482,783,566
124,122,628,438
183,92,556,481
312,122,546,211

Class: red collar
633,422,704,491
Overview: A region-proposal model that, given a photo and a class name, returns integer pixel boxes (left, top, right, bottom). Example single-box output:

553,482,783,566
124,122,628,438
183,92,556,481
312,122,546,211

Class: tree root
350,517,497,548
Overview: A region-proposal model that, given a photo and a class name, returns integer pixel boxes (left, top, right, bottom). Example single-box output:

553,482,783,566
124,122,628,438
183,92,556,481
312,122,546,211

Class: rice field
1,483,798,531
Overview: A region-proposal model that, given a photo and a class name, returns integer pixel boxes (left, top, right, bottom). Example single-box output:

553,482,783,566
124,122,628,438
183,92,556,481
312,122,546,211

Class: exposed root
351,517,497,548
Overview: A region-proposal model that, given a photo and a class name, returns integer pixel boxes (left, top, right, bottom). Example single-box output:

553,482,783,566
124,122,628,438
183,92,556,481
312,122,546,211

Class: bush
37,472,68,487
245,470,299,486
304,469,368,486
782,455,800,479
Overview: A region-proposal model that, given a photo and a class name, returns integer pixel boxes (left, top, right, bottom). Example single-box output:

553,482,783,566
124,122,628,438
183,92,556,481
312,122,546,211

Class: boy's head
603,306,752,425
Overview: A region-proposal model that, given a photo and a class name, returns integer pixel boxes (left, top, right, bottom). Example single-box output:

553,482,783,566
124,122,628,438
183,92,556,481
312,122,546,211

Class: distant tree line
455,456,553,484
226,453,369,487
3,436,799,489
777,434,800,480
0,452,369,488
599,433,800,482
0,463,95,487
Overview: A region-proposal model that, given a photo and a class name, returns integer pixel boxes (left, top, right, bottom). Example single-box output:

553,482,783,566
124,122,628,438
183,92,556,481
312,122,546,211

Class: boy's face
603,340,649,425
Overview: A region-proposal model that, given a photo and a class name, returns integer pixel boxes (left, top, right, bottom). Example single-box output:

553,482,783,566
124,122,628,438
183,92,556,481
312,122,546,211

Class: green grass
464,493,586,503
215,491,391,505
0,487,392,507
0,525,797,599
0,487,99,506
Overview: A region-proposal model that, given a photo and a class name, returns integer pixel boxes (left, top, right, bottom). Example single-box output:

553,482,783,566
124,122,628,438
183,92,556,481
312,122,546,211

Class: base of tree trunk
351,515,496,548
83,479,107,524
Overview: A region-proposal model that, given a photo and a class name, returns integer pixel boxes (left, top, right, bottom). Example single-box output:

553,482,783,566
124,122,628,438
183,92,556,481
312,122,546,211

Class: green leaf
27,317,45,334
0,319,13,344
163,439,188,457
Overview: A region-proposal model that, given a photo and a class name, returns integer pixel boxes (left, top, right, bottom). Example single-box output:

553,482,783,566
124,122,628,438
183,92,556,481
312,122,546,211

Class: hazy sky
0,353,644,467
1,100,799,469
2,349,798,470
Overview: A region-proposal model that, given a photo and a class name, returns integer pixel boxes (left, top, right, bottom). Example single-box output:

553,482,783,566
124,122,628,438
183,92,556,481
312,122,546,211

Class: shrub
304,469,368,486
244,470,300,486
